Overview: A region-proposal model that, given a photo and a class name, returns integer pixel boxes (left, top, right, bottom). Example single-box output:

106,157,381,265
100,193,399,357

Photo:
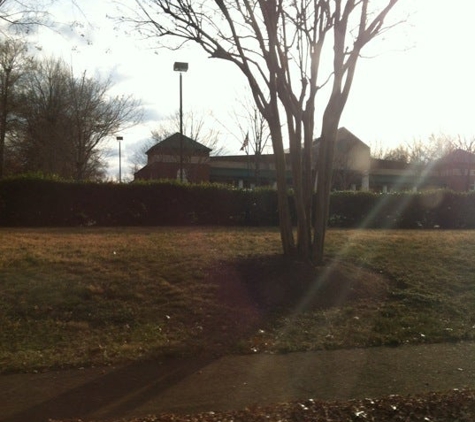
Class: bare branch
122,0,403,262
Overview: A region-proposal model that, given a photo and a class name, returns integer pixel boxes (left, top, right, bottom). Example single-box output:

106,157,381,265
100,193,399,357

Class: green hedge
1,177,475,228
328,190,475,229
0,178,278,227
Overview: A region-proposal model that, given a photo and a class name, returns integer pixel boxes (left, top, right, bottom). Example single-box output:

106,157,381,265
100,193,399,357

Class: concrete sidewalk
1,342,475,422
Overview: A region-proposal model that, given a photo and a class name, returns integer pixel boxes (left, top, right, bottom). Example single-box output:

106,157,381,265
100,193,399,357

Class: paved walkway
1,342,475,422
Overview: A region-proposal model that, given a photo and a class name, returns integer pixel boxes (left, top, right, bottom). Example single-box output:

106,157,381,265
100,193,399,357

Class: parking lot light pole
116,136,123,183
173,62,188,182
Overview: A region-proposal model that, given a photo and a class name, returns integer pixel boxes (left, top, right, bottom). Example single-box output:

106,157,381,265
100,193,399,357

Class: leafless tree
10,57,142,180
382,145,410,163
68,72,142,180
425,133,463,162
0,37,31,178
0,0,54,34
232,98,271,186
381,135,460,165
123,0,402,263
170,110,226,156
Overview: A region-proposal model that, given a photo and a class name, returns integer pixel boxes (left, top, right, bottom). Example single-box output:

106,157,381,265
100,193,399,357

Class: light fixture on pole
116,136,123,183
173,62,188,182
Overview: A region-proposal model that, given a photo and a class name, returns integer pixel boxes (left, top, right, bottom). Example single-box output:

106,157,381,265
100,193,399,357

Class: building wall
436,151,475,191
440,173,475,191
135,161,210,183
134,132,475,192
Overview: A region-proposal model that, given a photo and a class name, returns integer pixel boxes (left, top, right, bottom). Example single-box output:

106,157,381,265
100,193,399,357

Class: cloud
141,106,164,124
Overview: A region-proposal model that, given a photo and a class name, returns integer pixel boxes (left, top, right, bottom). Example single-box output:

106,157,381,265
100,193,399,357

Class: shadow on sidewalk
2,357,214,422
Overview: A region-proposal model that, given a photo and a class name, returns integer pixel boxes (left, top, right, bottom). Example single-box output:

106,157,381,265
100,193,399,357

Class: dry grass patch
1,227,475,373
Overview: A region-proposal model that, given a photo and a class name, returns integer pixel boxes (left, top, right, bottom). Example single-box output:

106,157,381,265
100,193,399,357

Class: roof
371,158,410,170
210,154,277,164
146,133,212,155
336,127,369,148
313,127,369,150
438,148,475,164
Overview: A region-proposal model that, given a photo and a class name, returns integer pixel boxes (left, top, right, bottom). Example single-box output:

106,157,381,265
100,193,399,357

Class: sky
26,0,475,181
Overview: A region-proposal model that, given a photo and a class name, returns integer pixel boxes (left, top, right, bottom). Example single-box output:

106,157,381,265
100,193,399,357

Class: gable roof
210,153,277,164
313,127,369,149
438,148,475,164
336,127,369,149
147,132,212,155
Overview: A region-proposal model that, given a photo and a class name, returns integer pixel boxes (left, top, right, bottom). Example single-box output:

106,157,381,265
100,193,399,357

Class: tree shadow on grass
204,254,392,355
227,254,390,313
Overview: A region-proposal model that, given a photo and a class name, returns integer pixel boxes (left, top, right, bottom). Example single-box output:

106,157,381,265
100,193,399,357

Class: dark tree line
0,40,142,180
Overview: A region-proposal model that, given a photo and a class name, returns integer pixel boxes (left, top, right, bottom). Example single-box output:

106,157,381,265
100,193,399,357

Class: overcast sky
28,0,475,180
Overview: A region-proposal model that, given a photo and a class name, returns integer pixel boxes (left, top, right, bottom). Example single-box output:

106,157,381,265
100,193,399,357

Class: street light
173,62,188,182
116,136,123,183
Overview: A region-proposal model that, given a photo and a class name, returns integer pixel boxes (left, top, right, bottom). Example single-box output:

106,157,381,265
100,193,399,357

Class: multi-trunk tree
126,0,401,263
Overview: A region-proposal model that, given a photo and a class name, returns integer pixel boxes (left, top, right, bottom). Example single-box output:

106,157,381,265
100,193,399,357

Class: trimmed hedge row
0,178,280,227
1,177,475,228
329,190,475,229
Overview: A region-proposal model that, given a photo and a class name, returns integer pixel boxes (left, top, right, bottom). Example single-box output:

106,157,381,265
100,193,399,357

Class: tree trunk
274,142,295,254
270,118,295,255
302,107,315,254
287,118,311,258
0,69,10,178
313,109,340,264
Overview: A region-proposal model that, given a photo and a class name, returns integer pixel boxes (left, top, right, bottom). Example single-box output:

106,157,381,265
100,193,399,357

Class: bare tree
383,145,410,163
233,99,271,186
68,72,142,180
151,110,225,155
10,57,142,180
381,135,457,165
0,0,54,34
129,137,155,175
124,0,401,263
425,133,460,162
0,37,31,178
10,58,71,176
448,135,475,154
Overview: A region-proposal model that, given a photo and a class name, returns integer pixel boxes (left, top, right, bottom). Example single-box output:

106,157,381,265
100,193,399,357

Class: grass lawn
1,227,475,373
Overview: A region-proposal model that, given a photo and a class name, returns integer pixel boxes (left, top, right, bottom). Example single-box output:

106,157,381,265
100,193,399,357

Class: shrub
1,176,475,228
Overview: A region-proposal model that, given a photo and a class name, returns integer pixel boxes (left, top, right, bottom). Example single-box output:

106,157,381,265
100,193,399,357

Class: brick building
134,130,475,193
134,133,211,183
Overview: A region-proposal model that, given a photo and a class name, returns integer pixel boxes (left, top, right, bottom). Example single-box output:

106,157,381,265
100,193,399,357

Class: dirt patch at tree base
210,255,390,325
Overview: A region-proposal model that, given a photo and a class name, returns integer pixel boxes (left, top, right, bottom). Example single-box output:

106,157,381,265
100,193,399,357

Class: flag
240,132,249,151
